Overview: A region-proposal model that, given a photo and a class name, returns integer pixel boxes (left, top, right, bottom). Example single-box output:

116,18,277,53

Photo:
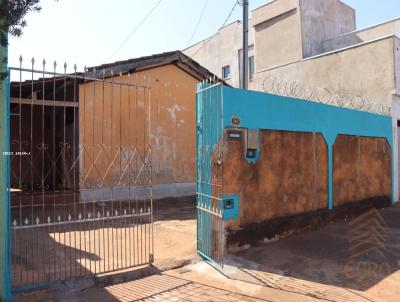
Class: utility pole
242,0,249,90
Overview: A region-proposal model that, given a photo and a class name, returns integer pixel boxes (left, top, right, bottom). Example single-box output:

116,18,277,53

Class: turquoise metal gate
196,81,224,266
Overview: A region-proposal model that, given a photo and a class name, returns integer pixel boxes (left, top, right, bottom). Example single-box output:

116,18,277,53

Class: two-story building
184,0,400,201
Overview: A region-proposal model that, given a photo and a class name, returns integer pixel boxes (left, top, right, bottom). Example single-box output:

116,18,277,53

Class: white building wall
393,38,400,203
322,18,400,53
395,37,400,91
184,0,357,86
254,37,397,108
183,0,400,201
183,21,255,88
253,4,302,71
252,0,302,72
391,95,400,203
300,0,356,57
184,0,400,202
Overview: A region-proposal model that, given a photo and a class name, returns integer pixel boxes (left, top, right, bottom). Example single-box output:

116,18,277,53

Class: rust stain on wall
220,129,392,237
222,129,328,229
333,135,391,206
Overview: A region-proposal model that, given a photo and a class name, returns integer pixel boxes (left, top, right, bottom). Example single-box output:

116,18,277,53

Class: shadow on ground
13,195,197,301
81,273,264,302
223,204,400,302
17,271,266,302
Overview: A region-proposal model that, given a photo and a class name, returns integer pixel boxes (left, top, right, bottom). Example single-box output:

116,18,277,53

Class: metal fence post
325,133,337,211
328,144,333,210
0,28,11,301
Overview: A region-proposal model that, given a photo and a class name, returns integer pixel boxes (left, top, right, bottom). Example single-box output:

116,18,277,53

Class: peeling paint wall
79,64,197,194
146,65,197,184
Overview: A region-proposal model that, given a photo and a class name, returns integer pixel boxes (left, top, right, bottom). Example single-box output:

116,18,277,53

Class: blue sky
8,0,400,73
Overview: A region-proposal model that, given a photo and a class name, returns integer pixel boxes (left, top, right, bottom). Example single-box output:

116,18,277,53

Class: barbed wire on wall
262,76,391,116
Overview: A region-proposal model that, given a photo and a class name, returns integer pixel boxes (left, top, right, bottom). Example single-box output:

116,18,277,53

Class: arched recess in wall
222,129,328,228
332,134,391,207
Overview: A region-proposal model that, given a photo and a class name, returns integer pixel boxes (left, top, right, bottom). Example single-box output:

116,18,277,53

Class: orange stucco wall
79,64,198,189
221,131,391,231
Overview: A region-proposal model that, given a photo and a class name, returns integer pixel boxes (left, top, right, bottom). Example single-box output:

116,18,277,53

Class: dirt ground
16,200,400,302
12,196,197,289
152,196,197,269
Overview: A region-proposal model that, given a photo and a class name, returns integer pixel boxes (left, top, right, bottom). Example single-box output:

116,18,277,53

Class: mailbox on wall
246,129,260,163
222,194,239,220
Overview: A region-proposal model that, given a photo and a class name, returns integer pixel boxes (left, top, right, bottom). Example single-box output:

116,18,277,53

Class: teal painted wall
222,87,394,209
196,82,393,264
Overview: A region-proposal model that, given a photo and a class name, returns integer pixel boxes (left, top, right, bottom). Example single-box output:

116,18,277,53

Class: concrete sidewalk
16,261,324,302
82,272,268,302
